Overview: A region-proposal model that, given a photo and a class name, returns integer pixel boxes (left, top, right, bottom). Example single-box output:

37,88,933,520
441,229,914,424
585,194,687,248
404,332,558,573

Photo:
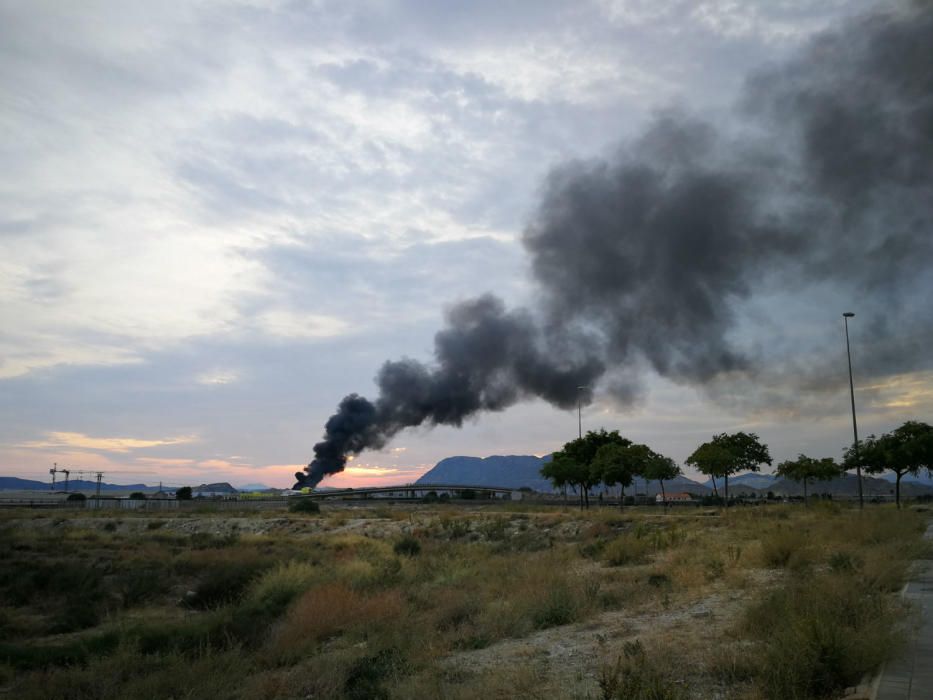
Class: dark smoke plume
297,296,603,486
296,2,933,488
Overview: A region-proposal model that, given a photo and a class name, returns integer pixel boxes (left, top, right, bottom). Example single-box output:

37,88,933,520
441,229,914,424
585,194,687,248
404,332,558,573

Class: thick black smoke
296,296,604,486
296,2,933,488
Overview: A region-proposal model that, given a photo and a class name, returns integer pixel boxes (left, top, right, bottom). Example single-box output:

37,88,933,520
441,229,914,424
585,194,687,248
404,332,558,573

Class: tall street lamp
843,312,864,509
577,386,588,439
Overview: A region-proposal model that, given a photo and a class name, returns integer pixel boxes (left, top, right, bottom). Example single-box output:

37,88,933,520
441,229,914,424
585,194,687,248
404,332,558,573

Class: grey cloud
527,1,933,399
298,1,933,487
257,234,528,326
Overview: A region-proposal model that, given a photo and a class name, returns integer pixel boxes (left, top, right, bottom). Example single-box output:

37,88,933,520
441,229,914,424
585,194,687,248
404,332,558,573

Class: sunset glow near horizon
2,1,932,491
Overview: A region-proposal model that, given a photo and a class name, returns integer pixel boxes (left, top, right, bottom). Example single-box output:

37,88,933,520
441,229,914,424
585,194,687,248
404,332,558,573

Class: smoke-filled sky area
2,1,931,489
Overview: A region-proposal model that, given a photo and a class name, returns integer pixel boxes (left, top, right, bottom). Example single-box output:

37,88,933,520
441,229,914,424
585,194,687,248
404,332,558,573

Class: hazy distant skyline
3,0,929,489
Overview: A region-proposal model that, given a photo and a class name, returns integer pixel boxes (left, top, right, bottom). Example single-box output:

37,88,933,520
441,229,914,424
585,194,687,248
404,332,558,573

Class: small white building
655,491,694,504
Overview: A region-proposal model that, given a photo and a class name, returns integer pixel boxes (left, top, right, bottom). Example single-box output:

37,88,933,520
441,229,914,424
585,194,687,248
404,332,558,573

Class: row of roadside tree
540,420,933,509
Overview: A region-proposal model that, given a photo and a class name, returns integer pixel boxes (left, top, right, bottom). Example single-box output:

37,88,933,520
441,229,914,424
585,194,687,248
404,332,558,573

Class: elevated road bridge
299,484,522,501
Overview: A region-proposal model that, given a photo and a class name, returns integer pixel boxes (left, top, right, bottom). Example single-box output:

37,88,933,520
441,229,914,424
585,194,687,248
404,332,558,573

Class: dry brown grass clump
267,582,405,660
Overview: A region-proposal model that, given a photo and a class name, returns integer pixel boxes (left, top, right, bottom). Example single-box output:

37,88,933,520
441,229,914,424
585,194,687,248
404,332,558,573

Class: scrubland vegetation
0,502,927,699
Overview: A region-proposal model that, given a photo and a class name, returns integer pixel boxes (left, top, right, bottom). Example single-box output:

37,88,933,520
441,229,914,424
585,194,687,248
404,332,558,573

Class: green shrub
393,535,421,557
704,557,726,581
828,550,863,574
288,498,320,514
760,528,809,569
50,596,102,633
602,534,653,566
479,518,508,541
3,560,105,609
114,567,169,608
440,518,470,539
531,583,581,629
598,640,686,700
133,613,231,655
185,560,268,609
246,560,319,614
0,631,120,670
745,571,902,699
66,493,86,502
344,647,408,700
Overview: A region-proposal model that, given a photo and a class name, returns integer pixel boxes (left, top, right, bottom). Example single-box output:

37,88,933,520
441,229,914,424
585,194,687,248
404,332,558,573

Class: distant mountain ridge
704,473,777,490
0,477,49,491
416,455,555,492
414,457,933,499
0,476,158,492
415,455,711,494
0,476,248,495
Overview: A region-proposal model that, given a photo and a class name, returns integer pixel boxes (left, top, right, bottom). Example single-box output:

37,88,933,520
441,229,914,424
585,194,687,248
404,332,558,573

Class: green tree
175,486,192,500
541,451,580,504
685,442,731,499
542,429,629,508
850,420,933,508
687,432,772,506
593,441,649,510
129,492,147,500
642,451,682,509
775,454,841,505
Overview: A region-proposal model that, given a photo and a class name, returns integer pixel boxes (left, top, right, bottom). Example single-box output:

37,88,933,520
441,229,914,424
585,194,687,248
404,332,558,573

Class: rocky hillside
416,455,555,492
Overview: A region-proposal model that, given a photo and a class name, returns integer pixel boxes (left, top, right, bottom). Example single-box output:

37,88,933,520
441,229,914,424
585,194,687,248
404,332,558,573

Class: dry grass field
0,501,928,699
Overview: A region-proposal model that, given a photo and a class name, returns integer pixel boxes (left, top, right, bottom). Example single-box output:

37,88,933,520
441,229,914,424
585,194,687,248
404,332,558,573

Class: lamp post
577,386,587,439
843,312,864,509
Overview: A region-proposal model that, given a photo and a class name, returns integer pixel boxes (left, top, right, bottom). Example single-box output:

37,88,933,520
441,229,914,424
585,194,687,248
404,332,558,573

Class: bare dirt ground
14,506,625,541
436,567,771,699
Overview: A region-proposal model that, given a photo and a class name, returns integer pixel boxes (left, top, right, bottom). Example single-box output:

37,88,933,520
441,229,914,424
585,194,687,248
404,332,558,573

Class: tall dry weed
267,583,404,659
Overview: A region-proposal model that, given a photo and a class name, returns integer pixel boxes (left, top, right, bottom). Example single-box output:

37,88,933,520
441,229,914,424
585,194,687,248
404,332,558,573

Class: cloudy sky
2,0,929,489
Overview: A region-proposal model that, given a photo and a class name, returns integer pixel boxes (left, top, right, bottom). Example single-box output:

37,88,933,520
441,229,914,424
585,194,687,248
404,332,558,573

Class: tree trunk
619,485,625,511
710,476,719,498
724,475,729,508
659,479,667,512
896,472,902,509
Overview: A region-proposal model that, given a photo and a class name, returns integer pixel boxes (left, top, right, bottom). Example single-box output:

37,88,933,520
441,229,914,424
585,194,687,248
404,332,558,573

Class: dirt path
440,577,762,698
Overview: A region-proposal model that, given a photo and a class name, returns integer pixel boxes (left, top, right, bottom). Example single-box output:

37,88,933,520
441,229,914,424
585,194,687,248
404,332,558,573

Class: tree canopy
592,441,650,510
541,429,631,508
687,432,772,504
541,429,684,510
642,451,682,508
775,454,841,503
850,420,933,508
685,442,733,495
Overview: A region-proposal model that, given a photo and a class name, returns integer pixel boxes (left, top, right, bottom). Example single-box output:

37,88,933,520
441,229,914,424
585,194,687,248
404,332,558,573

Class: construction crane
50,466,101,496
49,466,153,498
67,470,111,499
49,463,71,492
